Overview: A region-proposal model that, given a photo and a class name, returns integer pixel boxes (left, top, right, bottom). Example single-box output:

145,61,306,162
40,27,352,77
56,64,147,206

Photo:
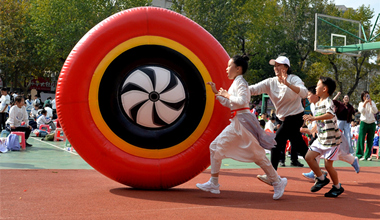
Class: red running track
1,167,379,219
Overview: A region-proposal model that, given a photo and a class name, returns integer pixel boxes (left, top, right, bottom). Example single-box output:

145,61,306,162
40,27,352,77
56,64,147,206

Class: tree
172,0,250,54
29,0,152,73
309,5,379,104
369,62,380,104
1,0,151,94
0,0,34,92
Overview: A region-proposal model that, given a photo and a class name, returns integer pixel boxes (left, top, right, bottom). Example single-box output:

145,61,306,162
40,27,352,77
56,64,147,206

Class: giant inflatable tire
56,7,230,189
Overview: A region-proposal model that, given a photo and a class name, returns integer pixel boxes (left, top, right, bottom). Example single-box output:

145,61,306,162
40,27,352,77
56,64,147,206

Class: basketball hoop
321,52,333,55
316,48,336,56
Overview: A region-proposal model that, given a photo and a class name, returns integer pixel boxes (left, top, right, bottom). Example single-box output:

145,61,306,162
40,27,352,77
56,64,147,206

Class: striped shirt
314,98,341,148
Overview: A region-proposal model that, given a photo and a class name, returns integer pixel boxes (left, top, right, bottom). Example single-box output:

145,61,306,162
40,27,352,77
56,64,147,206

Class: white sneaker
196,181,220,194
257,174,272,186
273,177,287,200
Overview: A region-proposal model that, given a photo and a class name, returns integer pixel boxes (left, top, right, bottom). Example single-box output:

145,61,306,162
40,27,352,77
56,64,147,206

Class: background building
151,0,173,9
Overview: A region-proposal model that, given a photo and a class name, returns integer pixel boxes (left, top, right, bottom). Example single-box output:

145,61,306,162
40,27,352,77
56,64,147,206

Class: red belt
231,107,250,118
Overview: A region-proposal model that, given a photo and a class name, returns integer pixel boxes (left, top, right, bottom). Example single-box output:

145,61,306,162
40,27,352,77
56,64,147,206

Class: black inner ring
98,45,206,150
149,91,160,102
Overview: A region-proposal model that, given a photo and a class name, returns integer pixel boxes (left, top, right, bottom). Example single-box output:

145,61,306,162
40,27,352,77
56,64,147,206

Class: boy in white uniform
303,77,344,197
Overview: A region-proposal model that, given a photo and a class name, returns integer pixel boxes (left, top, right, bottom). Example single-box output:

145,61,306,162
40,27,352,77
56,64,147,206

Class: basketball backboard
315,13,362,57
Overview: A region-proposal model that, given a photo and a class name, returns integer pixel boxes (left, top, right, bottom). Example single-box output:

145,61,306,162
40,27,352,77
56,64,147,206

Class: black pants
10,126,32,140
271,112,308,170
0,112,7,130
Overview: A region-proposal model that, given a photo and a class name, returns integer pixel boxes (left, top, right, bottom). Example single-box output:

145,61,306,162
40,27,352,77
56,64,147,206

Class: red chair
54,128,67,142
39,124,51,133
11,132,26,150
371,146,379,160
285,140,291,154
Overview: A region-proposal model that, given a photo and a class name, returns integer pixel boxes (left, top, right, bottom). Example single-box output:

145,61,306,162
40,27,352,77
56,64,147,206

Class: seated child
30,105,40,120
37,109,56,131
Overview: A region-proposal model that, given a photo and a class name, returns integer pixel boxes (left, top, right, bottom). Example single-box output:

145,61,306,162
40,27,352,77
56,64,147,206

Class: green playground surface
1,134,379,170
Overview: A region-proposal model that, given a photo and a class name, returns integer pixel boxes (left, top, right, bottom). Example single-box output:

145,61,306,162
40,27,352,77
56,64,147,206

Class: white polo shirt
249,74,308,121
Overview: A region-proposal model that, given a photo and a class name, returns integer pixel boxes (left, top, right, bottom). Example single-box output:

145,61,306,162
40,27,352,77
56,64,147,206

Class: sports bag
42,132,55,141
6,134,21,151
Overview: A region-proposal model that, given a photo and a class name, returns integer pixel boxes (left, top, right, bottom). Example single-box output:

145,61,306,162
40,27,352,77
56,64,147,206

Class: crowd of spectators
250,90,380,165
0,89,57,147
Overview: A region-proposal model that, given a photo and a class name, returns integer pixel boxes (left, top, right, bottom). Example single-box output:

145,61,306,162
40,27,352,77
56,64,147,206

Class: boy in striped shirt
303,76,344,197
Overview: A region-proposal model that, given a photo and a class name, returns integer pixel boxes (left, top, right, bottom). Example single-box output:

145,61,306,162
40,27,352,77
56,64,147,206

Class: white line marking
30,137,78,155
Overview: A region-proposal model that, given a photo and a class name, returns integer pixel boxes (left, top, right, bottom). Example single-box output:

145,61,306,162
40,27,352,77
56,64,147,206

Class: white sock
210,176,218,185
273,177,281,184
317,175,325,181
334,183,341,189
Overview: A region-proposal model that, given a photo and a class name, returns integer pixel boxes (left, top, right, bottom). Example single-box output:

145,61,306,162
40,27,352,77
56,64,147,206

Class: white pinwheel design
120,66,186,128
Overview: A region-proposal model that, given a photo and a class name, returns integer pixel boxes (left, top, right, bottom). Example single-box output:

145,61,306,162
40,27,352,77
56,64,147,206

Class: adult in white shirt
249,56,308,171
6,96,33,146
356,91,378,161
0,88,10,130
44,104,53,118
51,98,56,115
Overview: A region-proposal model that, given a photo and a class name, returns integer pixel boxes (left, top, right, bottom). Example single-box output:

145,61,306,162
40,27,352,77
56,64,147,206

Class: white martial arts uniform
210,75,279,183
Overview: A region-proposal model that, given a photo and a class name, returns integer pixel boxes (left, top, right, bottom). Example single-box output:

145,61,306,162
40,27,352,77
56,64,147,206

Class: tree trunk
328,56,343,94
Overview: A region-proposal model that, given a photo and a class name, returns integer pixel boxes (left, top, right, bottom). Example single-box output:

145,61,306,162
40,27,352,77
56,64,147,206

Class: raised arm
282,74,308,98
333,92,341,100
248,78,271,96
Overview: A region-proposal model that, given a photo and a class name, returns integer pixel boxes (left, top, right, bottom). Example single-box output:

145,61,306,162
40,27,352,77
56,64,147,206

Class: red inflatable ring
56,7,230,189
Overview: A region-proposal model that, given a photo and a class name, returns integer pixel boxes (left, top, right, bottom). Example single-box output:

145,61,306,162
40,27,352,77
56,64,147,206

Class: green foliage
0,0,151,93
315,6,378,104
0,0,32,89
171,0,380,104
370,64,380,103
172,0,250,55
28,0,151,72
1,0,379,105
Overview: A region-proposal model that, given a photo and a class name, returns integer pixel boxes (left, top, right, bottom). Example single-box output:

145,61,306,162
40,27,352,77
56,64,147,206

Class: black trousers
10,126,32,140
0,112,7,130
271,112,308,170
